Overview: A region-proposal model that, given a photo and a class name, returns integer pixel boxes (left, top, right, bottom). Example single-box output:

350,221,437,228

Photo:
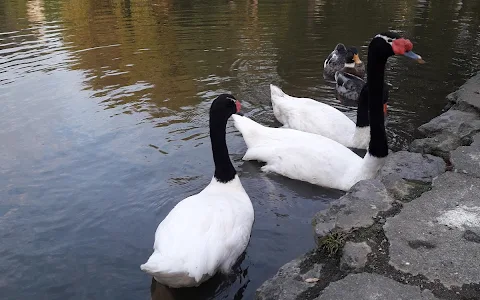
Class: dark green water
1,0,479,299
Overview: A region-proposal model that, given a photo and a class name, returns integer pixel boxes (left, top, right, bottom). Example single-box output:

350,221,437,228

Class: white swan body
141,94,254,288
140,176,254,287
270,84,370,149
232,114,384,191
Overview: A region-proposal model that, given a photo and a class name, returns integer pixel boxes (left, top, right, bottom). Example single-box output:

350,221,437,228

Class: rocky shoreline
256,73,480,300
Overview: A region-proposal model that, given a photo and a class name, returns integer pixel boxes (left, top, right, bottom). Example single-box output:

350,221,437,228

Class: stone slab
316,273,438,300
446,72,480,111
384,172,480,287
379,174,431,202
409,133,462,161
313,179,393,243
451,133,480,178
417,109,480,138
377,151,446,183
256,253,323,300
340,242,371,270
409,109,480,160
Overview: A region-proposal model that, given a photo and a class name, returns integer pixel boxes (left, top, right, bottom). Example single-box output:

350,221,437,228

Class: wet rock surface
384,172,480,287
316,273,438,300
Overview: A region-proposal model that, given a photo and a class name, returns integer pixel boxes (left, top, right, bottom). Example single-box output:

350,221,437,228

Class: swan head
372,32,425,63
210,94,242,122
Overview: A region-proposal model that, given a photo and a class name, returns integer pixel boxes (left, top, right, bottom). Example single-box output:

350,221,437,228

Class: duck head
344,47,363,68
210,94,242,122
371,32,424,63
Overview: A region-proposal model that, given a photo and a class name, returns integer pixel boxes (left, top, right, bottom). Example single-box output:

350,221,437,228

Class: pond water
1,0,480,299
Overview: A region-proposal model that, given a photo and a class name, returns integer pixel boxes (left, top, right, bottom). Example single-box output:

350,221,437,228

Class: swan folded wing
241,134,363,190
269,87,356,145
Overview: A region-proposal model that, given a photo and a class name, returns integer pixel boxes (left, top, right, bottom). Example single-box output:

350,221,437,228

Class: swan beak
353,54,362,64
383,103,388,116
404,51,425,64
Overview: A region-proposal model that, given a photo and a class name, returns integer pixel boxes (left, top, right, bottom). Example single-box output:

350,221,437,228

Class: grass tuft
319,232,346,256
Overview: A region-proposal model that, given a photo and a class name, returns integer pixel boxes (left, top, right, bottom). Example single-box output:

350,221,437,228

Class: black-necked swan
323,43,348,79
235,32,424,191
140,94,254,288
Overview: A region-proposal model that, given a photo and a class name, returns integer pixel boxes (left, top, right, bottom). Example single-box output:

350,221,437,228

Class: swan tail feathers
232,115,265,147
270,84,286,100
140,251,170,275
141,252,201,287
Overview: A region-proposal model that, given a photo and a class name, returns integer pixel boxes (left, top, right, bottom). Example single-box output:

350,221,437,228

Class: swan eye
387,39,392,43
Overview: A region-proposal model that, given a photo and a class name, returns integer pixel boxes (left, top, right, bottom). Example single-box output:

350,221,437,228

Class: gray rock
409,109,480,160
256,253,323,300
446,71,480,111
340,242,371,270
384,172,480,287
380,174,431,202
409,133,462,161
316,273,438,300
376,151,446,183
417,109,480,138
314,221,336,238
313,179,394,243
451,133,480,178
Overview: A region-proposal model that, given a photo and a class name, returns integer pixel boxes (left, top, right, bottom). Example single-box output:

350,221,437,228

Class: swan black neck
366,41,389,158
210,114,236,183
356,84,369,128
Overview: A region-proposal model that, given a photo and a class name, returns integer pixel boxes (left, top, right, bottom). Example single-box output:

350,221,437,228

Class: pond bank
255,73,480,300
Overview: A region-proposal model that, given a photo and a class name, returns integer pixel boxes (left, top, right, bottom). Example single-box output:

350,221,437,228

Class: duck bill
404,51,425,64
353,54,362,64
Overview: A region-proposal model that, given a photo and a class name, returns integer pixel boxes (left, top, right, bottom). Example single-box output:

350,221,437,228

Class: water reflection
1,0,480,299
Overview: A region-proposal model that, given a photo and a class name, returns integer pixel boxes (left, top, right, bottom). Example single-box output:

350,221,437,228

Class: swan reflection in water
149,253,249,300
